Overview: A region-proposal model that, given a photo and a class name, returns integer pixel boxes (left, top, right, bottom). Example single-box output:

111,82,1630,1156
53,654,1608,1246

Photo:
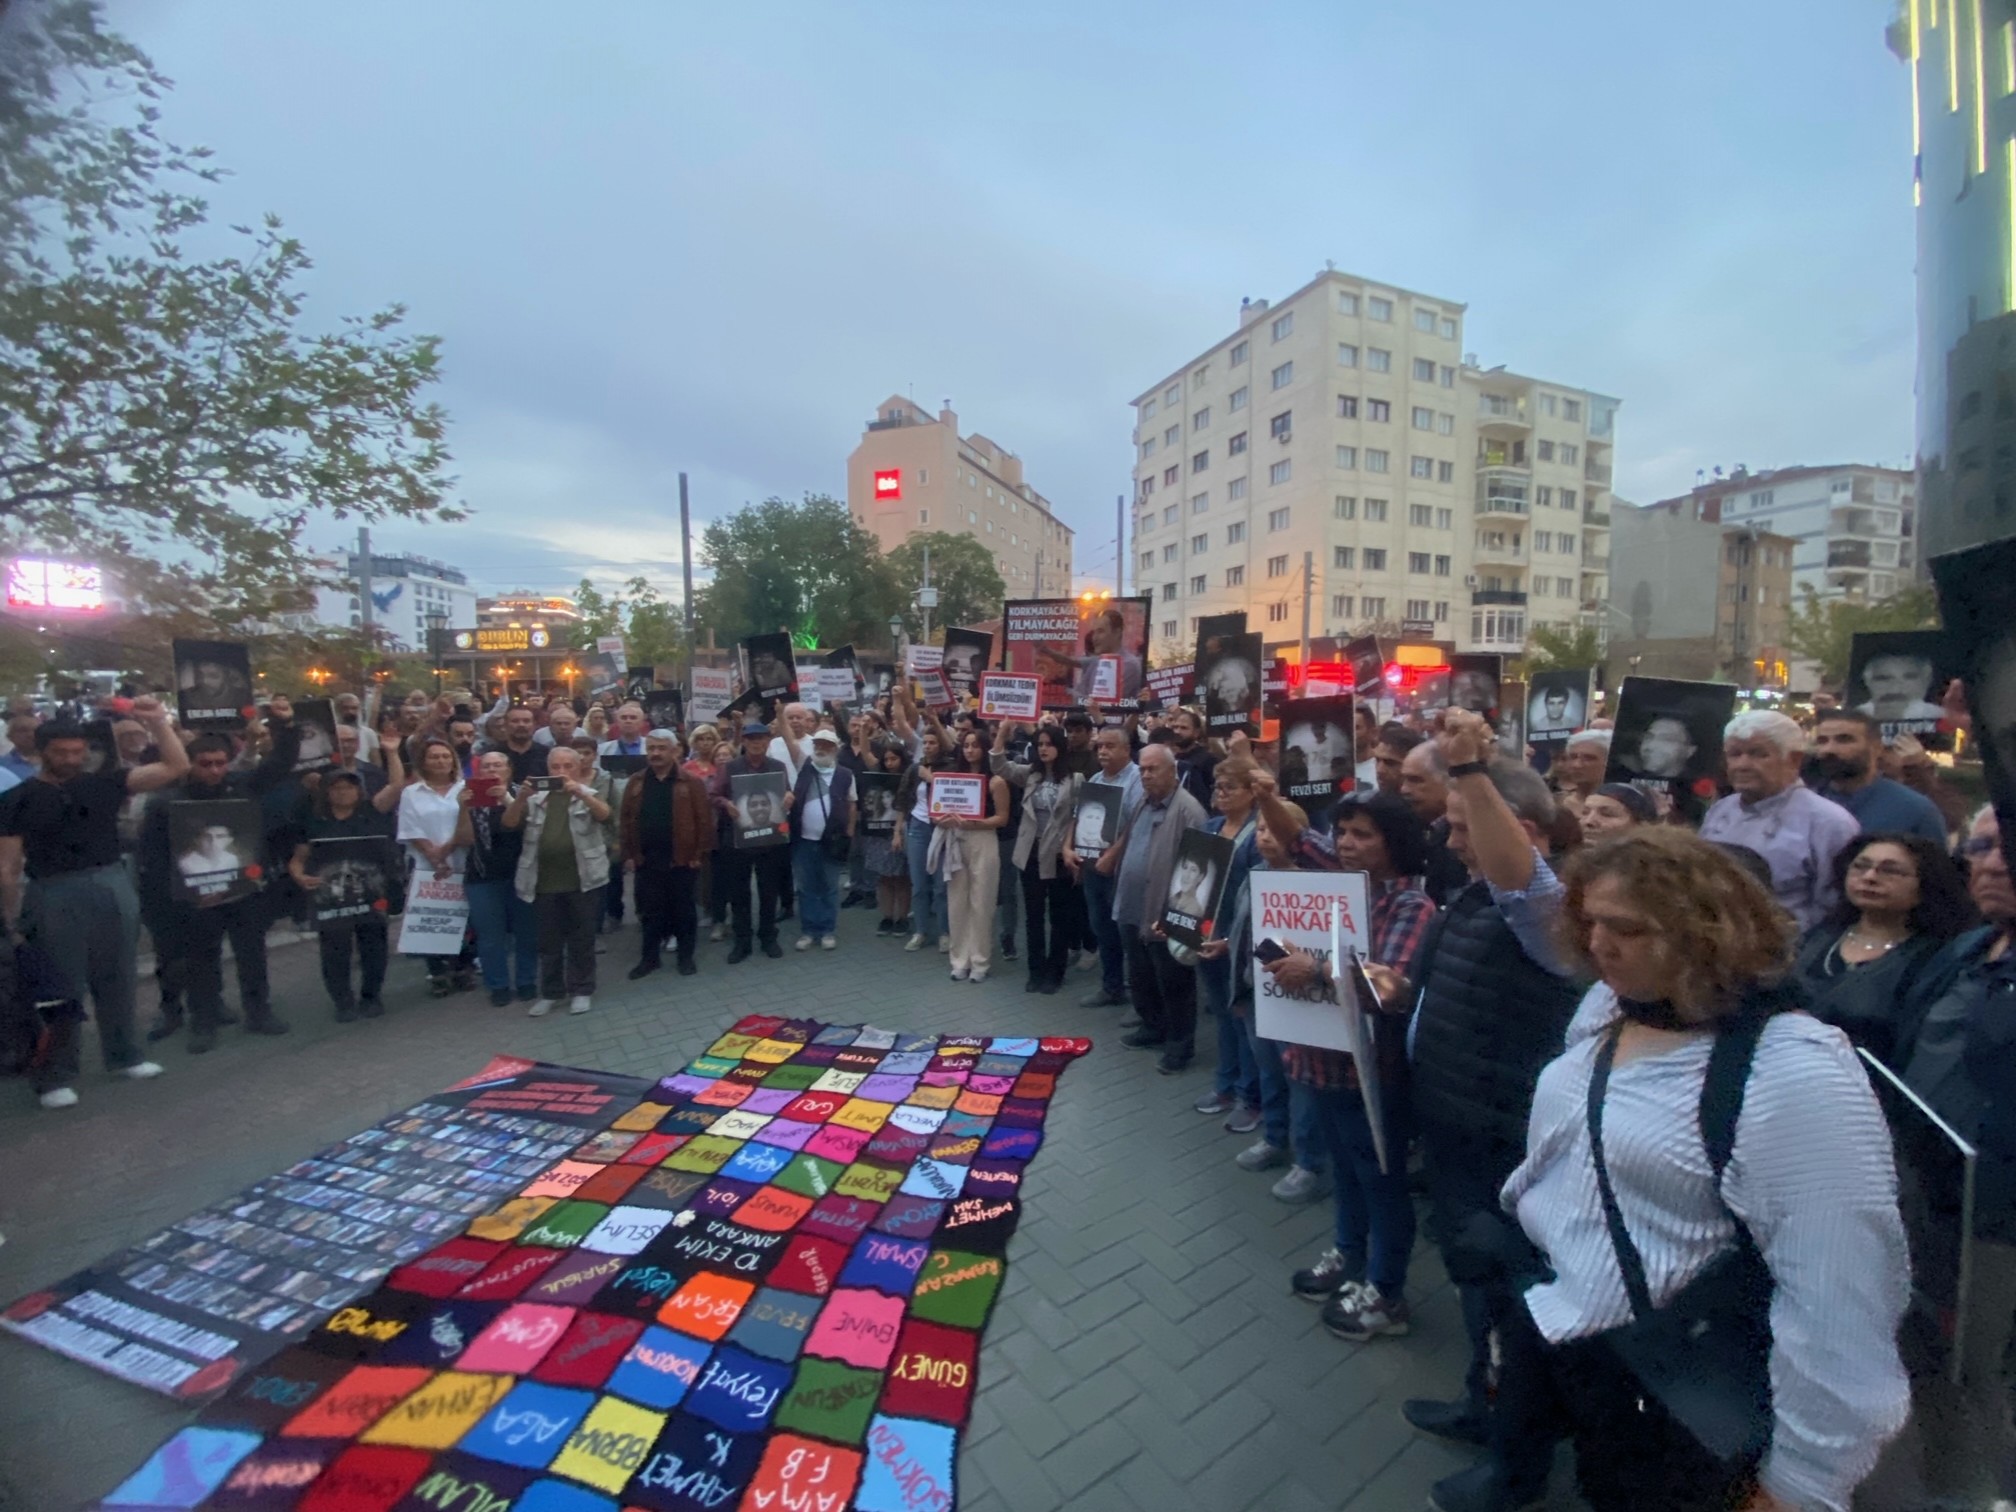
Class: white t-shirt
397,780,466,873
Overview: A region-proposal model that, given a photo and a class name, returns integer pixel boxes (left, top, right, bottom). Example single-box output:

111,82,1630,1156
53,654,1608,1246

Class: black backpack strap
1587,1003,1774,1322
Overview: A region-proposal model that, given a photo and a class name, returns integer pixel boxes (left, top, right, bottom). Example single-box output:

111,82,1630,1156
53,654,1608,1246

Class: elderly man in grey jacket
1115,742,1209,1073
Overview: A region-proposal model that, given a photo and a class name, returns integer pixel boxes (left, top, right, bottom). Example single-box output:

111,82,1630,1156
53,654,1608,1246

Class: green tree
566,578,622,649
1784,583,1939,690
619,576,686,670
1523,621,1604,673
695,494,901,649
883,532,1006,640
0,1,459,630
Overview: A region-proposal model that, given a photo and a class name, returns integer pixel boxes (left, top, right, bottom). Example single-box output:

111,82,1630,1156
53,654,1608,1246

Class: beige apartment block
847,396,1075,598
1127,270,1619,663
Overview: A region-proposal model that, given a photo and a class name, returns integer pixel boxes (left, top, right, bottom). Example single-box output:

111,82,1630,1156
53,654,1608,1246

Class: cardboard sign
1848,630,1954,739
596,636,629,676
1162,827,1235,948
941,628,993,700
1250,871,1370,1053
1527,668,1593,743
173,639,254,731
742,633,798,701
1279,695,1354,813
1197,630,1264,734
858,771,900,835
397,874,470,955
291,698,339,773
168,799,265,906
307,836,394,925
1089,656,1120,701
999,596,1150,711
978,674,1041,721
1071,784,1122,858
732,771,790,848
813,667,858,707
1604,676,1737,791
928,773,985,819
917,668,956,711
690,668,733,727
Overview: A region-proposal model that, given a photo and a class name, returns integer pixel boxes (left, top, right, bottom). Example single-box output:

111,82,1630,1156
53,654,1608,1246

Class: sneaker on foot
1119,1027,1166,1049
1290,1246,1366,1301
970,967,989,983
122,1060,165,1079
1235,1139,1288,1172
1075,949,1099,972
627,961,659,981
527,998,556,1017
1271,1164,1328,1204
569,996,592,1015
709,923,727,943
820,935,836,951
950,966,970,982
1001,940,1018,960
795,936,813,952
38,1087,78,1109
937,934,951,953
1193,1091,1236,1115
904,934,927,952
1322,1285,1410,1342
1223,1103,1263,1135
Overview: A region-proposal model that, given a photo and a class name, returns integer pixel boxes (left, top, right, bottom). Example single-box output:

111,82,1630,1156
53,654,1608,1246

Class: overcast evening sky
110,0,1912,602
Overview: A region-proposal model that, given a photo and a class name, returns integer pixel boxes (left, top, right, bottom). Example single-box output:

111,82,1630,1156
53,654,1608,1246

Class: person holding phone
452,750,538,1006
396,736,470,997
501,744,611,1016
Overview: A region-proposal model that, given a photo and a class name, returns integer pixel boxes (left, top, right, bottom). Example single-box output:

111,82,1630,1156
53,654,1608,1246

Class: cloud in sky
109,0,1914,596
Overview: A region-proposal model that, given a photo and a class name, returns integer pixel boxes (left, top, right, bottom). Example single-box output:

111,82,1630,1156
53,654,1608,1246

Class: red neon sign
873,469,902,501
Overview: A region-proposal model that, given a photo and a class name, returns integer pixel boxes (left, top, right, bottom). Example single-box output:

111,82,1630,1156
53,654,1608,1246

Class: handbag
813,772,851,864
1583,1007,1775,1472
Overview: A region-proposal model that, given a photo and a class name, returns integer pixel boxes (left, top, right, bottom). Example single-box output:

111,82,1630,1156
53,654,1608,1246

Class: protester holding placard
1189,756,1264,1127
1062,726,1142,1007
710,721,793,963
136,713,301,1054
893,706,957,953
0,696,187,1109
990,722,1085,994
927,729,1009,983
290,771,398,1023
855,737,912,938
396,737,471,998
1114,744,1208,1072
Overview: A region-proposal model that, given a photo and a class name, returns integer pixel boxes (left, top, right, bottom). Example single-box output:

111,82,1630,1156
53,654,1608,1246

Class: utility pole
356,526,373,638
1034,547,1044,599
678,471,695,689
918,543,937,643
1299,551,1313,667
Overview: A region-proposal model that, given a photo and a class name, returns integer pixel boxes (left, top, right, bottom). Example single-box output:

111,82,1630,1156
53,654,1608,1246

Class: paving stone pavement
0,904,1562,1512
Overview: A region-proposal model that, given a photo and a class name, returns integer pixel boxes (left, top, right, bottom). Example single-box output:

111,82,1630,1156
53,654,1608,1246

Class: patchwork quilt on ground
92,1015,1092,1512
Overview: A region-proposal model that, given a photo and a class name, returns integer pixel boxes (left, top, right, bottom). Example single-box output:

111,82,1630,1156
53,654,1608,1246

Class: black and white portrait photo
858,771,899,835
941,627,993,700
1073,784,1123,858
1526,668,1592,742
1197,630,1264,733
1933,538,2016,872
169,798,263,905
741,633,799,701
731,770,790,848
173,639,254,731
291,698,339,773
1847,630,1952,737
308,836,393,925
1604,677,1736,788
1162,828,1236,948
1346,636,1386,710
1278,695,1355,808
1447,654,1503,716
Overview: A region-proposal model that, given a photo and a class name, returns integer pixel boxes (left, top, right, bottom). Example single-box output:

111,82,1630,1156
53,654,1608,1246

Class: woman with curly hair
1793,831,1975,1066
1499,827,1910,1512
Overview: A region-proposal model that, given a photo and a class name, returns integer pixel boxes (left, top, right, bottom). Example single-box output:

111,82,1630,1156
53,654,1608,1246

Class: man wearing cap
619,729,713,979
789,726,856,952
709,721,792,962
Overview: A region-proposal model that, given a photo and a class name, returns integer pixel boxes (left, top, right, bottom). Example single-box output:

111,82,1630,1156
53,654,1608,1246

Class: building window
1164,581,1179,601
1562,398,1582,422
1163,465,1178,486
1268,601,1289,624
1367,348,1392,373
1537,440,1555,462
1337,395,1358,418
1439,365,1455,388
1142,397,1157,419
1435,554,1451,576
1535,530,1553,553
1192,493,1209,515
1368,297,1393,322
1438,460,1455,483
1165,383,1181,405
1229,386,1248,411
1190,574,1207,595
1558,576,1576,597
1227,522,1246,544
1335,495,1357,519
1226,565,1245,586
1141,438,1157,459
1272,311,1294,341
1334,547,1355,569
1230,340,1248,365
1332,594,1354,618
1561,443,1580,465
1413,308,1436,332
1362,595,1386,617
1190,533,1208,553
1413,358,1436,382
1366,399,1391,423
1410,456,1434,479
1193,407,1211,431
1439,317,1457,339
1162,504,1178,525
1268,507,1291,531
1362,548,1388,570
1408,552,1431,573
1140,477,1155,499
1267,555,1289,578
1561,533,1576,554
1436,412,1455,435
1338,343,1359,368
919,509,929,524
1436,508,1451,529
1141,551,1156,572
1337,291,1359,315
1270,410,1293,441
1271,361,1294,390
1162,542,1179,562
1227,477,1247,500
1228,431,1248,456
1270,459,1293,485
1409,504,1432,526
1407,597,1431,619
1192,450,1209,473
1561,488,1577,509
1193,364,1209,388
1164,425,1180,447
1535,485,1553,507
1364,498,1389,522
1365,449,1389,473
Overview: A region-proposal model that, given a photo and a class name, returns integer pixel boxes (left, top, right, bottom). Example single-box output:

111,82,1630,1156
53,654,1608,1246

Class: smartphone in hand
1253,937,1290,965
467,775,503,808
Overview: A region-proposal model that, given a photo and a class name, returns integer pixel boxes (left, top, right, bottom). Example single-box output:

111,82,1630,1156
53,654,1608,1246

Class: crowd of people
0,669,2012,1510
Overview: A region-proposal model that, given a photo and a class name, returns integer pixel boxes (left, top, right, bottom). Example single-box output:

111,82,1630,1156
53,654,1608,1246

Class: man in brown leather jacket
618,730,714,978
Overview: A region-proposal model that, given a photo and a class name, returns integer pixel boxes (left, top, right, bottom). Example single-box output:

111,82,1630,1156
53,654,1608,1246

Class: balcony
1475,466,1531,517
1474,538,1527,565
1471,589,1528,606
1583,504,1610,528
1477,396,1531,432
1828,540,1874,569
1584,459,1613,486
1468,603,1527,651
1582,548,1608,568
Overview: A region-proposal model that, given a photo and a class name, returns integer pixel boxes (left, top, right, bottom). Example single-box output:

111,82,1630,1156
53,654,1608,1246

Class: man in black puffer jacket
1387,714,1581,1512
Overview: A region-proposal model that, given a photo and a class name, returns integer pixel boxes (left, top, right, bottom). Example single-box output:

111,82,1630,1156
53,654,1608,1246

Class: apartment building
1646,464,1918,606
1127,270,1618,663
292,552,479,651
847,397,1074,597
1608,500,1795,684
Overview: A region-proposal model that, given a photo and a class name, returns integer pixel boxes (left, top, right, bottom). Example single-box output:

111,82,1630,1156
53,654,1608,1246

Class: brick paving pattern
0,909,1509,1511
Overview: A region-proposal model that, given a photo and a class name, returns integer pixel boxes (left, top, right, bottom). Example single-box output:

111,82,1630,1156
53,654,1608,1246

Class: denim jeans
1241,1009,1325,1170
904,818,946,940
466,878,538,994
790,837,842,938
1307,1084,1415,1293
1079,867,1126,996
1200,956,1259,1103
994,830,1020,948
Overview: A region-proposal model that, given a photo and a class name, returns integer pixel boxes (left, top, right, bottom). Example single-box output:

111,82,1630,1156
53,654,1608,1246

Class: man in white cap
789,726,856,952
